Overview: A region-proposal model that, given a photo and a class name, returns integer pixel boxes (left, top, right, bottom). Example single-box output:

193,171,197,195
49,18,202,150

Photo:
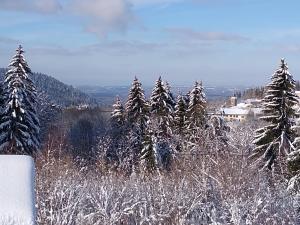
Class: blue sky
1,0,300,87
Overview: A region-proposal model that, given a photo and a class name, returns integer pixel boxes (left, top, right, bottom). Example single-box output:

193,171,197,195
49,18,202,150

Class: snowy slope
0,156,35,225
0,68,96,107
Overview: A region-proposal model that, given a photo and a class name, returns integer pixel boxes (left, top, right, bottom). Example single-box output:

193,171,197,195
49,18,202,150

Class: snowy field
0,156,35,225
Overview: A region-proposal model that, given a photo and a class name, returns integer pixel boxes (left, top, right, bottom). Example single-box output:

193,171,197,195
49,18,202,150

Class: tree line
106,59,300,193
0,46,299,194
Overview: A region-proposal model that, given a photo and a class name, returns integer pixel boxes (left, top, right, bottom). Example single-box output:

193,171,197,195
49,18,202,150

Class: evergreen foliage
0,45,40,155
287,116,300,193
164,81,176,111
110,96,125,135
126,77,149,135
125,77,149,162
174,94,187,134
150,76,174,137
185,81,207,132
140,122,157,172
252,59,298,172
107,96,126,162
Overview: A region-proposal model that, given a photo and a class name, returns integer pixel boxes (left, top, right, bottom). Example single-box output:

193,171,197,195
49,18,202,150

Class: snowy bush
35,125,300,225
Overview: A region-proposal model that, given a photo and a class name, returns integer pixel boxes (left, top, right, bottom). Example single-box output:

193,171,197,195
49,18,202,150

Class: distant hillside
78,85,238,106
0,68,96,107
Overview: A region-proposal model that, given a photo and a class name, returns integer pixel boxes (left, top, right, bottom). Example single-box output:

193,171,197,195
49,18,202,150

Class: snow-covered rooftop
223,108,249,115
236,103,252,108
244,98,262,104
0,155,35,225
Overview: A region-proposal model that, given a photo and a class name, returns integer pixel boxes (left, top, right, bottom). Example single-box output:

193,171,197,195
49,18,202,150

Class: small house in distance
222,107,249,122
220,100,263,122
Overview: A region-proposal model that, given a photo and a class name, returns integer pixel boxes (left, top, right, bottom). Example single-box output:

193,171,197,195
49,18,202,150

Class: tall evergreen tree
185,81,207,133
287,116,300,193
126,77,149,135
174,94,187,134
107,96,126,162
164,81,176,111
110,96,125,135
184,91,190,106
140,121,157,173
0,45,40,155
150,76,174,137
125,77,149,161
252,59,298,172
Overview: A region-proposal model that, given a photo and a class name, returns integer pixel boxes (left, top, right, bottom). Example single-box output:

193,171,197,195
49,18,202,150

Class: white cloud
0,37,18,44
128,0,182,7
0,0,62,13
166,28,249,42
71,0,135,37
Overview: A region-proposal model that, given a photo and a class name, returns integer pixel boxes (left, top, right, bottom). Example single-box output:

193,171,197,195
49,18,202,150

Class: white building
221,101,263,122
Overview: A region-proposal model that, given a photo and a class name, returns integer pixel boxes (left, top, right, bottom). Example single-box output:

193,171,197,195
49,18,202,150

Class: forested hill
0,68,97,107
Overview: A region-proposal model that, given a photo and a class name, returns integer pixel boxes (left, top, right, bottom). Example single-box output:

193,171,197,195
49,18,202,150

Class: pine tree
164,81,176,111
125,77,149,161
141,122,157,173
174,94,187,134
184,91,190,106
126,77,149,135
287,115,300,193
150,76,174,137
107,96,126,162
111,96,125,135
185,81,207,133
252,59,298,172
0,45,40,155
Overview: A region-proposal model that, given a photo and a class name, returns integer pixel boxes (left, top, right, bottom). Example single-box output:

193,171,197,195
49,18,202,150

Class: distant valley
78,84,246,106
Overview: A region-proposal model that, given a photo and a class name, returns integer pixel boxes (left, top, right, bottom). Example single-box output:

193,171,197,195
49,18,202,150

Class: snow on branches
0,45,40,155
252,59,298,173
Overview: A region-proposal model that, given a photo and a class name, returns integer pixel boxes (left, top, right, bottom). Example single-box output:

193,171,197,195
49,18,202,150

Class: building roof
222,108,249,115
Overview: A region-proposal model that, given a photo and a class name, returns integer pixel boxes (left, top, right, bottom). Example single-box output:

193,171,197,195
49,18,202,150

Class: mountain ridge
0,68,97,107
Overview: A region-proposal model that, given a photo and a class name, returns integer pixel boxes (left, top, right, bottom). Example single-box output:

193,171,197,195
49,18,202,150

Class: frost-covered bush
35,121,300,225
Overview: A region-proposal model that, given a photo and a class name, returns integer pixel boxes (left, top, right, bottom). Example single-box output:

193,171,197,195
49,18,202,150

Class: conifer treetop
252,59,298,172
0,45,40,155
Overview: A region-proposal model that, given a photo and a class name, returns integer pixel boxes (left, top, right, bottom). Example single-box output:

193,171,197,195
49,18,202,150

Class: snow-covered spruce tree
110,96,125,136
149,77,174,170
0,45,40,155
287,114,300,193
184,91,190,106
174,94,187,135
126,77,149,135
164,81,176,111
150,76,174,138
252,59,298,173
107,96,126,162
140,121,157,173
185,81,207,133
125,77,149,162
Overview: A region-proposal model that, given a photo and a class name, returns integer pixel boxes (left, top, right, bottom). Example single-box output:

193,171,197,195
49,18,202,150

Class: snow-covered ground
0,156,35,225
